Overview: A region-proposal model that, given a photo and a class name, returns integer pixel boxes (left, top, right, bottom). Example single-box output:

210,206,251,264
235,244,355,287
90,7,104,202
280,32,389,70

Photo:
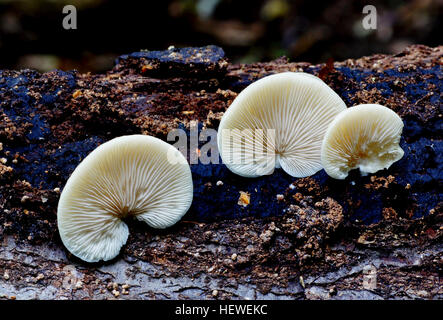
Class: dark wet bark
0,45,441,300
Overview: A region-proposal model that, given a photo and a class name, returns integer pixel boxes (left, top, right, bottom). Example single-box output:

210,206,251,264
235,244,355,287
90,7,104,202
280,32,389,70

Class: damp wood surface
0,45,442,300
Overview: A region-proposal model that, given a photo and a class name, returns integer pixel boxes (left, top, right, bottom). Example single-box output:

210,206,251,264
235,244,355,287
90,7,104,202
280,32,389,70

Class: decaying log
0,45,441,300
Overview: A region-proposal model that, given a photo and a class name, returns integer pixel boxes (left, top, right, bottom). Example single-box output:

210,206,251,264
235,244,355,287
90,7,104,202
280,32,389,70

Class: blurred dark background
0,0,441,73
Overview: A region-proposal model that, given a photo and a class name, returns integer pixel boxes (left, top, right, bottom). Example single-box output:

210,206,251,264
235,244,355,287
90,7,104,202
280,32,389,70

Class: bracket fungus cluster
57,135,193,262
217,72,347,178
218,73,404,180
321,104,405,179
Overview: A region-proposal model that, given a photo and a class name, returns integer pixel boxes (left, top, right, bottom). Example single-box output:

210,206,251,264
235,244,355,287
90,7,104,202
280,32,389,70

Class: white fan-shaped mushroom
57,135,193,262
321,104,404,179
217,72,347,177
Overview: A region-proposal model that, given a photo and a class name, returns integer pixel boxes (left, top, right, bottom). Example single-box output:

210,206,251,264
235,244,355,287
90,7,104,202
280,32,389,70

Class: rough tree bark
0,45,441,300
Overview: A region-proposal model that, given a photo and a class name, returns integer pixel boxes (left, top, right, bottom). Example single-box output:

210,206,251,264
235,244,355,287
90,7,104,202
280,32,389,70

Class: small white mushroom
217,72,346,178
57,135,193,262
321,104,404,179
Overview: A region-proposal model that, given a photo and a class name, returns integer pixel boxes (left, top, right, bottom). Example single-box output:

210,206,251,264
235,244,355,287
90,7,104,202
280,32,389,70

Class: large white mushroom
57,135,193,262
217,72,347,177
321,104,404,179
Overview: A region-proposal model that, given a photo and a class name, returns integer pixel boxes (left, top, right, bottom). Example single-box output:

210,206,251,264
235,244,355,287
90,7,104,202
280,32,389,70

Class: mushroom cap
321,104,404,179
57,135,193,262
217,72,347,178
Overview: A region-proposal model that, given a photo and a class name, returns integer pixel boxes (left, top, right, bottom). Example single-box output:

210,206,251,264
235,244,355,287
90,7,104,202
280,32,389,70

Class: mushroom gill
57,135,193,262
217,72,347,178
321,104,404,179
